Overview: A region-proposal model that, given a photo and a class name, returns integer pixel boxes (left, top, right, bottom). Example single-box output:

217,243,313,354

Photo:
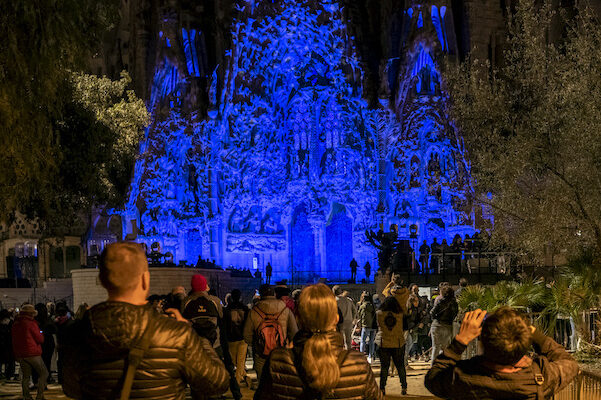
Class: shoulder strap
120,318,155,400
532,357,545,400
253,306,266,319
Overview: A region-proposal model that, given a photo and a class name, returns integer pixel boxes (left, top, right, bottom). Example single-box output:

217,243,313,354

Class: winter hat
20,304,38,317
191,274,208,292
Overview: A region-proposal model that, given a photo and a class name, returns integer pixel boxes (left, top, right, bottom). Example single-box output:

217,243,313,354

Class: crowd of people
0,242,580,399
417,232,499,274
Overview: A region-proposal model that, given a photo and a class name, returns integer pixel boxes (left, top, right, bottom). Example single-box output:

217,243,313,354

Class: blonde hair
297,283,341,394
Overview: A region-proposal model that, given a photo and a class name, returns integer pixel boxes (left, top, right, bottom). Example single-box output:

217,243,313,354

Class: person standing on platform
419,240,430,273
431,238,441,273
350,258,358,283
364,261,372,283
265,263,272,285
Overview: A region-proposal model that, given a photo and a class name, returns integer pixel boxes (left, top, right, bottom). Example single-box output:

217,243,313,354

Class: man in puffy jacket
61,242,229,399
425,307,579,399
12,304,47,400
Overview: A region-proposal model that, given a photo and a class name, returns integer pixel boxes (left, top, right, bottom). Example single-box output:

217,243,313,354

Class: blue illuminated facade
117,0,478,283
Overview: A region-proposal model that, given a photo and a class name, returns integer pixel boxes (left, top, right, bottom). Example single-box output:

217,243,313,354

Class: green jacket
358,302,375,329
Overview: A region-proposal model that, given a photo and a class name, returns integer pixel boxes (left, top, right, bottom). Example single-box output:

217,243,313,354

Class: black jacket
62,301,229,400
430,296,458,325
425,329,579,399
254,330,383,400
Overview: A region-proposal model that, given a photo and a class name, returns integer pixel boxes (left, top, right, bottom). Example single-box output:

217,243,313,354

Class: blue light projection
119,1,478,283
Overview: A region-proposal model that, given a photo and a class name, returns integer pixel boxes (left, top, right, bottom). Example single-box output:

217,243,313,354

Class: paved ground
0,360,440,399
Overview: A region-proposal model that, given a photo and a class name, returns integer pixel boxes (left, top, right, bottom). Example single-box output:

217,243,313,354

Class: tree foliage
445,2,601,261
0,1,150,230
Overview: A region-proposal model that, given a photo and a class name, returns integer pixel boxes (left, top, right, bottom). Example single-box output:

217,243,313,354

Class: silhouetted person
451,235,463,273
349,258,358,283
463,234,472,257
419,240,430,273
431,238,441,273
441,239,451,272
265,263,272,284
364,261,371,282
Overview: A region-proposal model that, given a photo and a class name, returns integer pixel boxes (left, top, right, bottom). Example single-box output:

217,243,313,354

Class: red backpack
253,306,286,358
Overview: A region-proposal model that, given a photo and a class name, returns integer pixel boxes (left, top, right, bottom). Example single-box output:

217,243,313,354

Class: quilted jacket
62,301,229,399
254,330,383,400
425,329,579,399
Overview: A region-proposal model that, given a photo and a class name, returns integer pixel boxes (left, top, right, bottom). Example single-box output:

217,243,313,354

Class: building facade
89,0,518,283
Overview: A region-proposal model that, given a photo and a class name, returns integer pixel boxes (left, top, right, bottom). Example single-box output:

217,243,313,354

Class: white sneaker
367,356,372,364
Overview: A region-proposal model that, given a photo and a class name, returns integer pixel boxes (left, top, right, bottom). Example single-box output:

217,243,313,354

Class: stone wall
72,268,262,307
0,279,74,309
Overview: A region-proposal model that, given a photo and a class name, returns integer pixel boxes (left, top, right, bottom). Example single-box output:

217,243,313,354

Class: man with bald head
62,242,229,400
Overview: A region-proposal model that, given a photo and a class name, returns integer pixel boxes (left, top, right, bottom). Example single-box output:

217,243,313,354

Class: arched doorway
290,204,315,285
326,203,353,282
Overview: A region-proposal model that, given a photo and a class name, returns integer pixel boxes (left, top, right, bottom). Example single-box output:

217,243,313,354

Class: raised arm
425,310,486,397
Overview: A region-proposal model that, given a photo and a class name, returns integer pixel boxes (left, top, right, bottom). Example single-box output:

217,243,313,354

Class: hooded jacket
425,329,579,399
254,330,383,400
61,301,229,400
358,302,375,330
12,314,43,358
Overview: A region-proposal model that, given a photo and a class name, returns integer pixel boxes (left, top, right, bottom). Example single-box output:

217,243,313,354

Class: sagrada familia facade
86,0,512,282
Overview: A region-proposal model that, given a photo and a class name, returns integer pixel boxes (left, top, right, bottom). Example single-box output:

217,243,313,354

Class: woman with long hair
255,283,382,400
376,295,408,396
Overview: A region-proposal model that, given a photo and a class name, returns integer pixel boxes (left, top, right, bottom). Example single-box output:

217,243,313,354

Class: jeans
430,322,454,366
18,356,47,400
228,340,248,383
360,328,376,359
340,324,353,350
379,346,407,390
405,331,415,363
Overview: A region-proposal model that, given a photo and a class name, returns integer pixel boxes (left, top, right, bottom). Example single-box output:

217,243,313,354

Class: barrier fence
554,370,601,400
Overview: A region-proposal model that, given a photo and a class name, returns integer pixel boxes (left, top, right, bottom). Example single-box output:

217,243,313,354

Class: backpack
183,295,220,345
227,307,246,341
253,306,286,358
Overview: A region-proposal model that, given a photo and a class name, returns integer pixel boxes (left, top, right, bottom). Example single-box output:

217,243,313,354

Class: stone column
308,215,325,280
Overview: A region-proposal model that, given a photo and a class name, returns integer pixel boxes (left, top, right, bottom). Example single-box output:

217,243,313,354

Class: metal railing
554,371,601,400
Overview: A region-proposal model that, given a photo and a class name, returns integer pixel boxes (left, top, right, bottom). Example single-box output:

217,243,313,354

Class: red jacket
12,314,43,358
